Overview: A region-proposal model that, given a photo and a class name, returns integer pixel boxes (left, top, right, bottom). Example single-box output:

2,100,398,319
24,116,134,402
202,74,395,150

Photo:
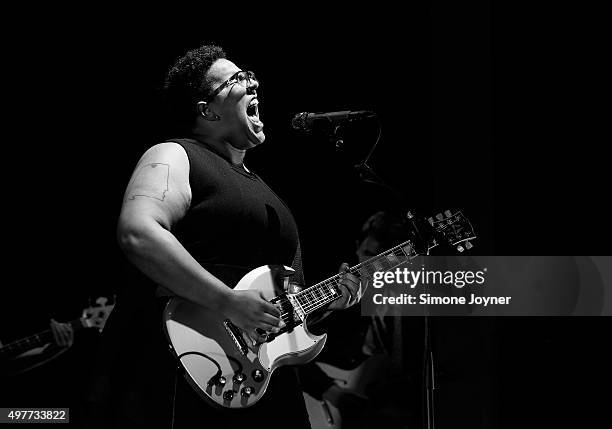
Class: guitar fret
320,283,332,299
326,282,338,297
318,282,333,302
295,279,341,315
308,290,319,308
299,292,312,309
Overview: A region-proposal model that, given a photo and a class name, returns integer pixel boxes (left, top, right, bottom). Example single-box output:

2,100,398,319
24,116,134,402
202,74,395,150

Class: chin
246,126,265,147
253,131,265,145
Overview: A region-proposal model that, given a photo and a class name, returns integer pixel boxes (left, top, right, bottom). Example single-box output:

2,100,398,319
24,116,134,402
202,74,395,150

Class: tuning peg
96,297,108,306
428,217,434,226
457,244,465,253
406,210,414,220
465,241,473,250
444,210,452,217
436,213,444,221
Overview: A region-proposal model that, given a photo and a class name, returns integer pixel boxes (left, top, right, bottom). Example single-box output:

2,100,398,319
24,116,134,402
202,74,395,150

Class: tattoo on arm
127,163,170,201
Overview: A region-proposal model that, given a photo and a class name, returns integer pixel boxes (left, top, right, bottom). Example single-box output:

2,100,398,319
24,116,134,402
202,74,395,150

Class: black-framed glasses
206,70,258,101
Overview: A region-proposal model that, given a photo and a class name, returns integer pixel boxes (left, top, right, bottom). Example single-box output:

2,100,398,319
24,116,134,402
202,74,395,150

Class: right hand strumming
223,290,283,343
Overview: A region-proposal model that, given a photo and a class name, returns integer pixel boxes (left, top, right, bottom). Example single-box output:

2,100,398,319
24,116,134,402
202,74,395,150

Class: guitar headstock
427,210,476,253
81,296,115,332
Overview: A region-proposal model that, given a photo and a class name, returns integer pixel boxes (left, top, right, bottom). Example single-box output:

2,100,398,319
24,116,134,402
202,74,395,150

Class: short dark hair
360,211,411,249
162,44,227,135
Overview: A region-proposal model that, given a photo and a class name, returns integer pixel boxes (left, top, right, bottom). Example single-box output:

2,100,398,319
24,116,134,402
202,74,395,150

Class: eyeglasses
206,70,258,101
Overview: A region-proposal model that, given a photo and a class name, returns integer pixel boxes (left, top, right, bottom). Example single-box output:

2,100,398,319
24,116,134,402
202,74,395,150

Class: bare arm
117,143,280,336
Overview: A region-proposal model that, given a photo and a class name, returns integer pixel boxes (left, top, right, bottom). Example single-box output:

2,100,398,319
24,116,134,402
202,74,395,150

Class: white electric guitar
163,211,475,409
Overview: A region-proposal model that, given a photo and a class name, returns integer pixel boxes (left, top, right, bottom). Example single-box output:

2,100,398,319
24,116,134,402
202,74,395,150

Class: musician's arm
117,143,233,310
117,143,280,335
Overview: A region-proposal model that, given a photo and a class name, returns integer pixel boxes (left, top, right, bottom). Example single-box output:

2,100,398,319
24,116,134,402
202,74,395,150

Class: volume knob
252,369,265,382
223,390,235,402
241,386,254,397
233,373,246,384
209,375,226,387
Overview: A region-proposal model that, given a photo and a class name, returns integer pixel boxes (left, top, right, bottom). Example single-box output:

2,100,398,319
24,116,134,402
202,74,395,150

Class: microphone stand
330,122,437,429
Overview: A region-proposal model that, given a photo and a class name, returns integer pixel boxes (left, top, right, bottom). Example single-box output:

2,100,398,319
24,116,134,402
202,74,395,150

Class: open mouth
246,98,261,122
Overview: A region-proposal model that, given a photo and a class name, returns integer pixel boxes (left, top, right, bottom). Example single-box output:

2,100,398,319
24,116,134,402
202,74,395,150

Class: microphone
291,110,376,132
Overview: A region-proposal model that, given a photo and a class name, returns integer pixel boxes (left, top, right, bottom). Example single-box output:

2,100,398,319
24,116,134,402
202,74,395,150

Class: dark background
2,2,609,427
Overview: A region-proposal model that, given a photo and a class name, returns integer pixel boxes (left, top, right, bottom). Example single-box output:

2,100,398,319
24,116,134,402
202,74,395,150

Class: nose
246,77,259,94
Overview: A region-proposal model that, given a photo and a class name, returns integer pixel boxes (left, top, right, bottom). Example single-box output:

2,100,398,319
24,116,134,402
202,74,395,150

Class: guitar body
163,210,476,410
163,265,327,409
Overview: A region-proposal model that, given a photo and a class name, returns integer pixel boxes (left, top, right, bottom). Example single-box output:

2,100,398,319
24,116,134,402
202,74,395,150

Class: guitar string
275,244,420,318
0,324,75,351
291,256,413,315
296,244,417,313
0,312,108,352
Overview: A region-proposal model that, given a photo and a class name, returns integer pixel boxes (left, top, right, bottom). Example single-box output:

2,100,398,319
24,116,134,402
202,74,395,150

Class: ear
196,101,221,121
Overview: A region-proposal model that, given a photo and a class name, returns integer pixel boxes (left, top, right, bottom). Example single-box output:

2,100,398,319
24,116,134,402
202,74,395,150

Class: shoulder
131,143,190,177
140,142,189,164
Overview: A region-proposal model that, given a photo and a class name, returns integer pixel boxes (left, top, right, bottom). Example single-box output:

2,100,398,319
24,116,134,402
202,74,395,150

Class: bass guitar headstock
81,296,115,332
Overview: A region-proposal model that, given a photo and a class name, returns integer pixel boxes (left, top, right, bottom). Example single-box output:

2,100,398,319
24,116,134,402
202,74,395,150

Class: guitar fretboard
292,240,418,315
0,319,83,358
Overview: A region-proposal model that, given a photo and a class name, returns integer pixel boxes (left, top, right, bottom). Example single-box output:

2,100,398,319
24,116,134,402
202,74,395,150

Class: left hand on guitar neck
50,319,74,349
11,319,74,359
326,263,361,311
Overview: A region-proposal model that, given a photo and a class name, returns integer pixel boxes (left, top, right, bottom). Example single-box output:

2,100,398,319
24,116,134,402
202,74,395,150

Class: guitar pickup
223,320,249,356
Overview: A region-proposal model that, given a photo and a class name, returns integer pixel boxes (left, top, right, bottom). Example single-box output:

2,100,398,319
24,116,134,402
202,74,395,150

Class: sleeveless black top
168,138,301,287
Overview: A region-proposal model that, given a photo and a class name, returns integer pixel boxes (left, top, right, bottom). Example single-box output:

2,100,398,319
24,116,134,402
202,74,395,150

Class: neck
191,132,247,165
290,240,419,317
0,318,84,359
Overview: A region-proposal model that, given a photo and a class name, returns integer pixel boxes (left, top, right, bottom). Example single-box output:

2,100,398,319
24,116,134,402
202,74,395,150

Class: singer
86,44,361,428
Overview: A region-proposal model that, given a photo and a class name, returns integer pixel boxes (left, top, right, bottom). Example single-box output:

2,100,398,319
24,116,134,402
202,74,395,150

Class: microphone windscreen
291,112,310,131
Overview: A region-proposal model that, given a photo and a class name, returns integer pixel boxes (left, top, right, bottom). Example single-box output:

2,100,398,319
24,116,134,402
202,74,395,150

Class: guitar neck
294,240,419,316
0,318,84,359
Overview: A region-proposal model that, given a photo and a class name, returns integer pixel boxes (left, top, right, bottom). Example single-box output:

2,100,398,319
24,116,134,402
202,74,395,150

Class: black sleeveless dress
86,138,310,429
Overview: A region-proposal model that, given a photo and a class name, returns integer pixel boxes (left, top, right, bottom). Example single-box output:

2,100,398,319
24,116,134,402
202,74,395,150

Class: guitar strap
290,237,306,288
